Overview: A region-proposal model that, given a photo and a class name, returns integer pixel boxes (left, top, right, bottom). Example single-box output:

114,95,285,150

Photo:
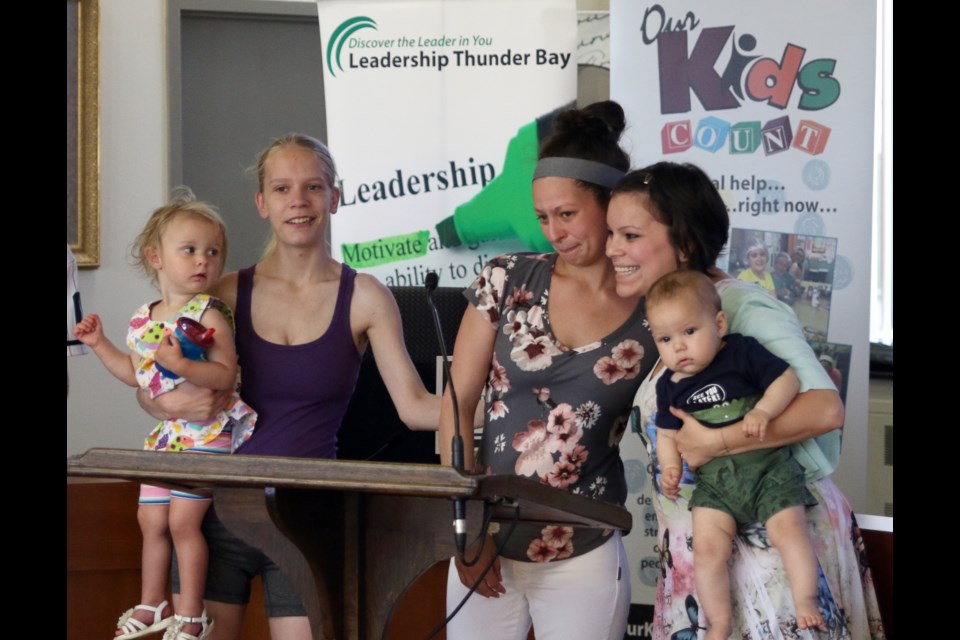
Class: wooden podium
67,449,631,640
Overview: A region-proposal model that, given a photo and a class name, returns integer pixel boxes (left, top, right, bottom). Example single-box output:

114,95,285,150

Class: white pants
445,532,630,640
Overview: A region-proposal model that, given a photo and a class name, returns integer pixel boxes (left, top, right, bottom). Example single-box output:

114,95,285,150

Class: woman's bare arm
673,388,844,469
439,306,496,471
355,274,442,431
136,383,231,422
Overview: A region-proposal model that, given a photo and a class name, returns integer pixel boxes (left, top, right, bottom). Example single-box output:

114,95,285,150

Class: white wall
67,0,168,454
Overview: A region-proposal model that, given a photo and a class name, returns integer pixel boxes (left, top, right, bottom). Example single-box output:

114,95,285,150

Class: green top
718,279,840,481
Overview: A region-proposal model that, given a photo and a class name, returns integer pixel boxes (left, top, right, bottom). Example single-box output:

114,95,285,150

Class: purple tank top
234,264,362,458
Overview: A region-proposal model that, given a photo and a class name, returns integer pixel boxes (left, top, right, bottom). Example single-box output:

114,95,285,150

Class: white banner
610,1,877,630
317,0,577,289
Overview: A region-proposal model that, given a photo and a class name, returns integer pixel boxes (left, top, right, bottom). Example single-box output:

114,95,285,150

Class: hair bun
582,101,626,139
538,100,630,173
553,101,625,143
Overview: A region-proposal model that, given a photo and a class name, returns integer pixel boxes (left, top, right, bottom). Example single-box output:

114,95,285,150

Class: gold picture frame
67,0,99,267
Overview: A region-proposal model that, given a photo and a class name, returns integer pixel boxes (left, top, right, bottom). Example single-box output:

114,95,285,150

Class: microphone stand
424,272,467,558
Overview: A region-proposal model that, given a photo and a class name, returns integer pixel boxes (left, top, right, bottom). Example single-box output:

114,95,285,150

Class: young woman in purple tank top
139,134,441,640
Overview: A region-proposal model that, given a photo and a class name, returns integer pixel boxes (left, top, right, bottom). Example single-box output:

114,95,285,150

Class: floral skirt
640,425,886,639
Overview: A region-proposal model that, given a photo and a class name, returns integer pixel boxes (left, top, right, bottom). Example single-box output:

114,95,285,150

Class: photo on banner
316,0,578,289
724,227,839,342
808,340,852,405
610,0,878,632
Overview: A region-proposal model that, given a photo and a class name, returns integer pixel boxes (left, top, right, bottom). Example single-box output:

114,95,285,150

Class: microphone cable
422,499,520,640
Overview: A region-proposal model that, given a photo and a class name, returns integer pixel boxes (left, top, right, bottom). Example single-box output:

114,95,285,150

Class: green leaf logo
326,16,378,77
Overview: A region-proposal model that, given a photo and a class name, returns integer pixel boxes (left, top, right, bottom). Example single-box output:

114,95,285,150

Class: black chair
337,286,468,463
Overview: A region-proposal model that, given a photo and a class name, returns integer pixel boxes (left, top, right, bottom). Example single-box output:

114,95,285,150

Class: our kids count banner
611,1,877,632
316,0,577,289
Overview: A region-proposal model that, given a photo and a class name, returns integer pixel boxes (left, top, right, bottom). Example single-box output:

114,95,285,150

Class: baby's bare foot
704,621,732,640
796,602,827,631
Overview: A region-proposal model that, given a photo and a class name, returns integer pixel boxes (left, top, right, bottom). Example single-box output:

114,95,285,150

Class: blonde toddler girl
74,188,255,640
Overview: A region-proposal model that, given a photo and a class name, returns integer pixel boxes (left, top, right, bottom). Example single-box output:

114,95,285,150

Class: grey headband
532,157,626,189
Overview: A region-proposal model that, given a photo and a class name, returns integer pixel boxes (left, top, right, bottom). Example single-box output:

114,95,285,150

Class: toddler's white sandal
115,600,173,639
161,610,215,640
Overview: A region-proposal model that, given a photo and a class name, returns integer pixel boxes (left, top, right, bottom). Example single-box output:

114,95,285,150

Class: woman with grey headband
439,101,657,640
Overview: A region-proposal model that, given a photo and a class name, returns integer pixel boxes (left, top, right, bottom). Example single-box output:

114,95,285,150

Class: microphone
425,270,440,293
425,271,467,557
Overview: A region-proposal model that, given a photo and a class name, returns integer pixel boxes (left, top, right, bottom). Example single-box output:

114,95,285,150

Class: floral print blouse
466,253,656,562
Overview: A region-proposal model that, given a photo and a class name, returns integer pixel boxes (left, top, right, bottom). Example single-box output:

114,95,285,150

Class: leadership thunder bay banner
317,0,577,289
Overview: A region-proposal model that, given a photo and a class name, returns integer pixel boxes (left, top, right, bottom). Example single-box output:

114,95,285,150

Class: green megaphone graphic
435,103,574,253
